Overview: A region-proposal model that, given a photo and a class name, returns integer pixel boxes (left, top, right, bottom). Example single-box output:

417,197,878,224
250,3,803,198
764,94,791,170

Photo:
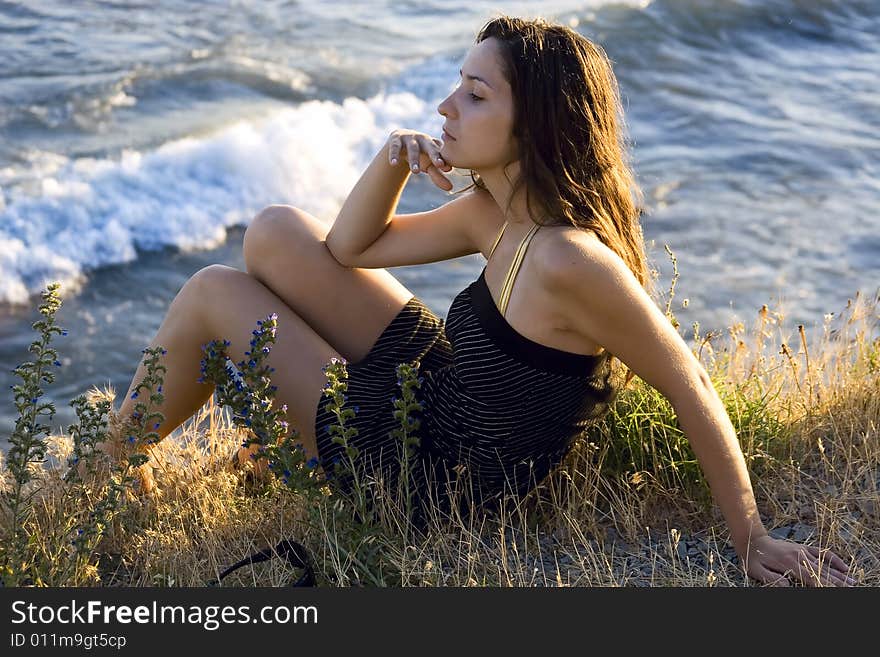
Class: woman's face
437,37,518,172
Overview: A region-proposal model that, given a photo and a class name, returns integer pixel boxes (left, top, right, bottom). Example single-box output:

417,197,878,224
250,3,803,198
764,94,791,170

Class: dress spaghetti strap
488,220,507,260
497,222,541,317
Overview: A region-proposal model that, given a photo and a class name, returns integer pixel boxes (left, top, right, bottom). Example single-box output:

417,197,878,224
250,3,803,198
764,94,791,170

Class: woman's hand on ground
743,535,855,586
387,129,453,191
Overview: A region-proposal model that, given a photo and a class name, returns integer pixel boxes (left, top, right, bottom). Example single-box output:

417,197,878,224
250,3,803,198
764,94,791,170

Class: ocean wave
0,88,441,308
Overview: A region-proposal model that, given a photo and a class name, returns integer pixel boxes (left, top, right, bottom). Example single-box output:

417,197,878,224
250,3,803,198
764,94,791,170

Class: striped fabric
313,296,452,520
314,223,619,525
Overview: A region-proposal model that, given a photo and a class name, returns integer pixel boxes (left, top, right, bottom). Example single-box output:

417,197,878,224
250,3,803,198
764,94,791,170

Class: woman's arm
542,235,854,586
324,137,411,265
325,130,450,265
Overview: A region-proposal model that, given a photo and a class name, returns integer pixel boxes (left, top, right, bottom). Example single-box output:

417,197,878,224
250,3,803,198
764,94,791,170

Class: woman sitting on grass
94,15,852,586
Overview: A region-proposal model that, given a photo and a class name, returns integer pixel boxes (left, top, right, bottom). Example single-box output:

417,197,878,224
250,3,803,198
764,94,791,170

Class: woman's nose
438,96,453,117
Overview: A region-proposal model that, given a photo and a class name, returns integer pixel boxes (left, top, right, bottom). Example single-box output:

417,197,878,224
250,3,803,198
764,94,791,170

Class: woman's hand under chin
386,128,454,191
741,534,855,586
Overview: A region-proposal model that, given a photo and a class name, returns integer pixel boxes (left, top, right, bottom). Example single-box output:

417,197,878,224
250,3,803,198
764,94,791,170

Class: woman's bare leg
108,204,415,488
111,265,340,476
233,204,415,470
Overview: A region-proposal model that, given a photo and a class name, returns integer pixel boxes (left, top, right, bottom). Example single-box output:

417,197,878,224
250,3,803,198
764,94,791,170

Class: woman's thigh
242,205,415,365
193,264,344,460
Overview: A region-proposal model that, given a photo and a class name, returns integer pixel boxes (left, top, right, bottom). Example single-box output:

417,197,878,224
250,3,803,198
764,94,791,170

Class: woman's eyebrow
459,68,493,89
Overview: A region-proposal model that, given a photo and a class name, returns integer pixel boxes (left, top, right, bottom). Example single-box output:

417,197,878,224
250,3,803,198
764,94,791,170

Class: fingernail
391,158,397,165
412,164,419,172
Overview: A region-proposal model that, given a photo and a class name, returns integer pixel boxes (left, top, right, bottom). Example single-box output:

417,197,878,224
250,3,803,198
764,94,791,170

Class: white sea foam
0,80,451,307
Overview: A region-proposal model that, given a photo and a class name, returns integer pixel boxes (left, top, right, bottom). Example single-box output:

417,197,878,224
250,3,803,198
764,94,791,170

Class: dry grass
2,286,878,587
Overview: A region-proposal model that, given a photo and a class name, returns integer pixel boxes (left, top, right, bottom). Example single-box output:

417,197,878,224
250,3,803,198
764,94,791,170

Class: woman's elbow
664,366,716,409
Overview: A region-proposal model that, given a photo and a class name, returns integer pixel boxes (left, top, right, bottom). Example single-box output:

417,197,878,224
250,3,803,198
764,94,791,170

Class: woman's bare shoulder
536,223,609,276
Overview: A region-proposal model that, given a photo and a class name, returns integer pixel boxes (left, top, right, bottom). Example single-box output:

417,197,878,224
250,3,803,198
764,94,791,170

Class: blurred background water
1,0,878,444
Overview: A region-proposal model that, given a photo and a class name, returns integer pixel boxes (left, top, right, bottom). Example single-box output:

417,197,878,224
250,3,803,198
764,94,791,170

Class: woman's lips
442,129,456,141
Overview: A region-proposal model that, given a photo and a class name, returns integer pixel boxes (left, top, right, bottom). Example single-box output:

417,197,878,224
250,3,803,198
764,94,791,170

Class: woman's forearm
672,378,769,557
324,138,411,265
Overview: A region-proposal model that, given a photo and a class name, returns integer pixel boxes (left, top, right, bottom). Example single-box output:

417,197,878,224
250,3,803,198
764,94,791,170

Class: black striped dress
314,220,618,524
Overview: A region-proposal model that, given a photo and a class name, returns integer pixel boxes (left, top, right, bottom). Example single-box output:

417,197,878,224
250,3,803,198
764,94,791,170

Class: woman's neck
475,162,538,226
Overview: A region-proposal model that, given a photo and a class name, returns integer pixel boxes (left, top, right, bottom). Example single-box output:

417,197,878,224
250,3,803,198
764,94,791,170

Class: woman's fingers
787,552,852,587
388,130,452,171
415,134,448,171
823,549,852,575
804,546,855,584
401,135,451,189
810,557,855,586
388,133,401,165
430,138,451,170
426,163,453,191
758,566,791,587
387,131,452,190
430,137,449,168
405,137,421,172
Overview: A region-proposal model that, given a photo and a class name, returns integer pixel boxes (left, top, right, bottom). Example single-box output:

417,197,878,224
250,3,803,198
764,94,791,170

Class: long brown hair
460,15,650,387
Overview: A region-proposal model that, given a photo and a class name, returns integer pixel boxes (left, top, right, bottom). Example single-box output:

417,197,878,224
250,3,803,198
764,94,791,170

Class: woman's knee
243,205,321,269
187,264,242,302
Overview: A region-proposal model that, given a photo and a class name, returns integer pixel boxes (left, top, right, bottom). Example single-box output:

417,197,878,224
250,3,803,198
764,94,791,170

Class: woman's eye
469,93,482,101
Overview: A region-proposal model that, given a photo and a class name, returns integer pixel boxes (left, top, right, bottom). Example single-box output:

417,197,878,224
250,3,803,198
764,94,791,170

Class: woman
102,16,852,586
